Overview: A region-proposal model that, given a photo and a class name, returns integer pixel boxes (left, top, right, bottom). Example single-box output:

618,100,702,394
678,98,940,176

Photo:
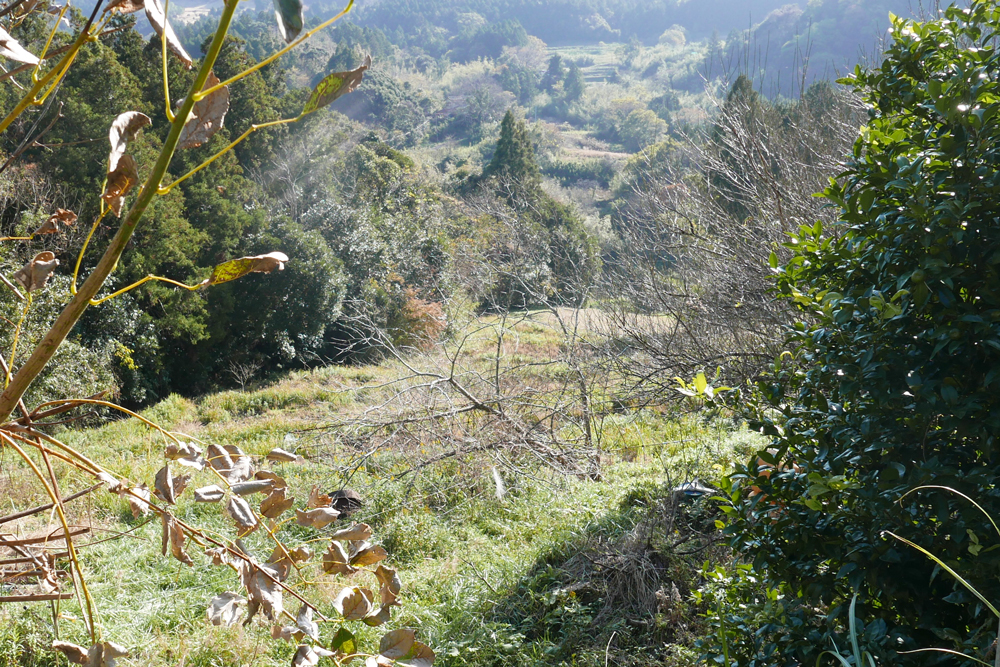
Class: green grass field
0,313,758,667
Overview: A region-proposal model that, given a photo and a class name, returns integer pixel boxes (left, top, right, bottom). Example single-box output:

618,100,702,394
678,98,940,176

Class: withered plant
0,1,433,666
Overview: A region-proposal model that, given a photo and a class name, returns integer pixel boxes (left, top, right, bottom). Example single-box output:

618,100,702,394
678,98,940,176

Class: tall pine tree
485,110,541,203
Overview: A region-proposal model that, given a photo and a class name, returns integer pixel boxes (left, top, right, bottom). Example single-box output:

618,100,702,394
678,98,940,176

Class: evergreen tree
485,110,541,200
541,54,563,92
563,62,585,102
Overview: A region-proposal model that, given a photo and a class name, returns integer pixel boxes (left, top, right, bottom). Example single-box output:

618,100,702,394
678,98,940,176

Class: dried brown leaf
349,543,387,567
154,465,174,504
307,485,332,509
295,602,319,641
240,560,284,622
34,208,77,235
144,0,192,68
379,629,415,659
231,479,273,496
333,586,374,621
160,513,193,566
207,591,245,627
295,507,340,529
375,564,401,606
260,487,294,519
265,447,301,463
398,642,435,667
52,641,88,664
14,251,58,292
271,624,302,642
102,154,139,217
222,444,253,482
86,642,129,667
227,495,258,536
322,540,356,576
292,645,335,667
330,523,371,542
362,604,392,627
105,0,143,14
108,111,150,172
206,443,233,472
177,72,229,149
255,470,287,488
128,484,151,518
165,441,206,470
194,484,225,502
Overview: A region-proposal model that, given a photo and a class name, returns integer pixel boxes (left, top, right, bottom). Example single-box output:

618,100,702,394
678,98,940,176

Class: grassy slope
0,315,759,667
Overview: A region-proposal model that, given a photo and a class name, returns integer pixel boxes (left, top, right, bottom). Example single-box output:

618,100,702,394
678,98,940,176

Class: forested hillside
6,0,1000,666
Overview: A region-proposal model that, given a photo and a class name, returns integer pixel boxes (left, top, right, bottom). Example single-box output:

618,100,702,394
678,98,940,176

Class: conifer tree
485,109,541,201
563,62,585,102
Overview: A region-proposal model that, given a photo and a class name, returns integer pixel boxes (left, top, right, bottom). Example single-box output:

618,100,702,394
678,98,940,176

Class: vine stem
0,0,242,423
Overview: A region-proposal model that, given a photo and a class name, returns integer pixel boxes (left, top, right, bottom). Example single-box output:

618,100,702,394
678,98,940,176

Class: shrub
725,3,1000,663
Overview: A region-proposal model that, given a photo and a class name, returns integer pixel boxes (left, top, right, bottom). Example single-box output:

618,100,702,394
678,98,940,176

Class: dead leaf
322,540,357,576
272,0,303,43
0,25,39,64
34,209,77,235
362,604,392,627
153,465,190,503
105,0,143,14
231,479,273,496
160,513,193,566
295,507,340,529
333,586,373,621
128,484,151,518
227,495,258,536
292,645,335,667
52,641,88,664
13,251,58,292
307,485,332,508
205,547,229,566
144,0,192,68
108,111,150,172
194,484,225,503
375,564,401,606
295,602,319,641
154,465,175,504
330,523,371,542
303,55,371,116
255,470,287,488
365,657,394,667
177,72,229,149
165,442,206,470
102,154,139,217
206,443,234,473
349,543,387,567
379,629,415,659
260,487,294,519
265,447,301,463
268,543,312,569
271,623,302,642
222,444,253,483
86,642,129,667
207,591,245,627
398,642,435,667
201,252,289,287
98,471,122,492
239,560,284,622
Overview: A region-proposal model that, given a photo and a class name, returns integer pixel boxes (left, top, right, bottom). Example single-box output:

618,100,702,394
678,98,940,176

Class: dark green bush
725,3,1000,664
